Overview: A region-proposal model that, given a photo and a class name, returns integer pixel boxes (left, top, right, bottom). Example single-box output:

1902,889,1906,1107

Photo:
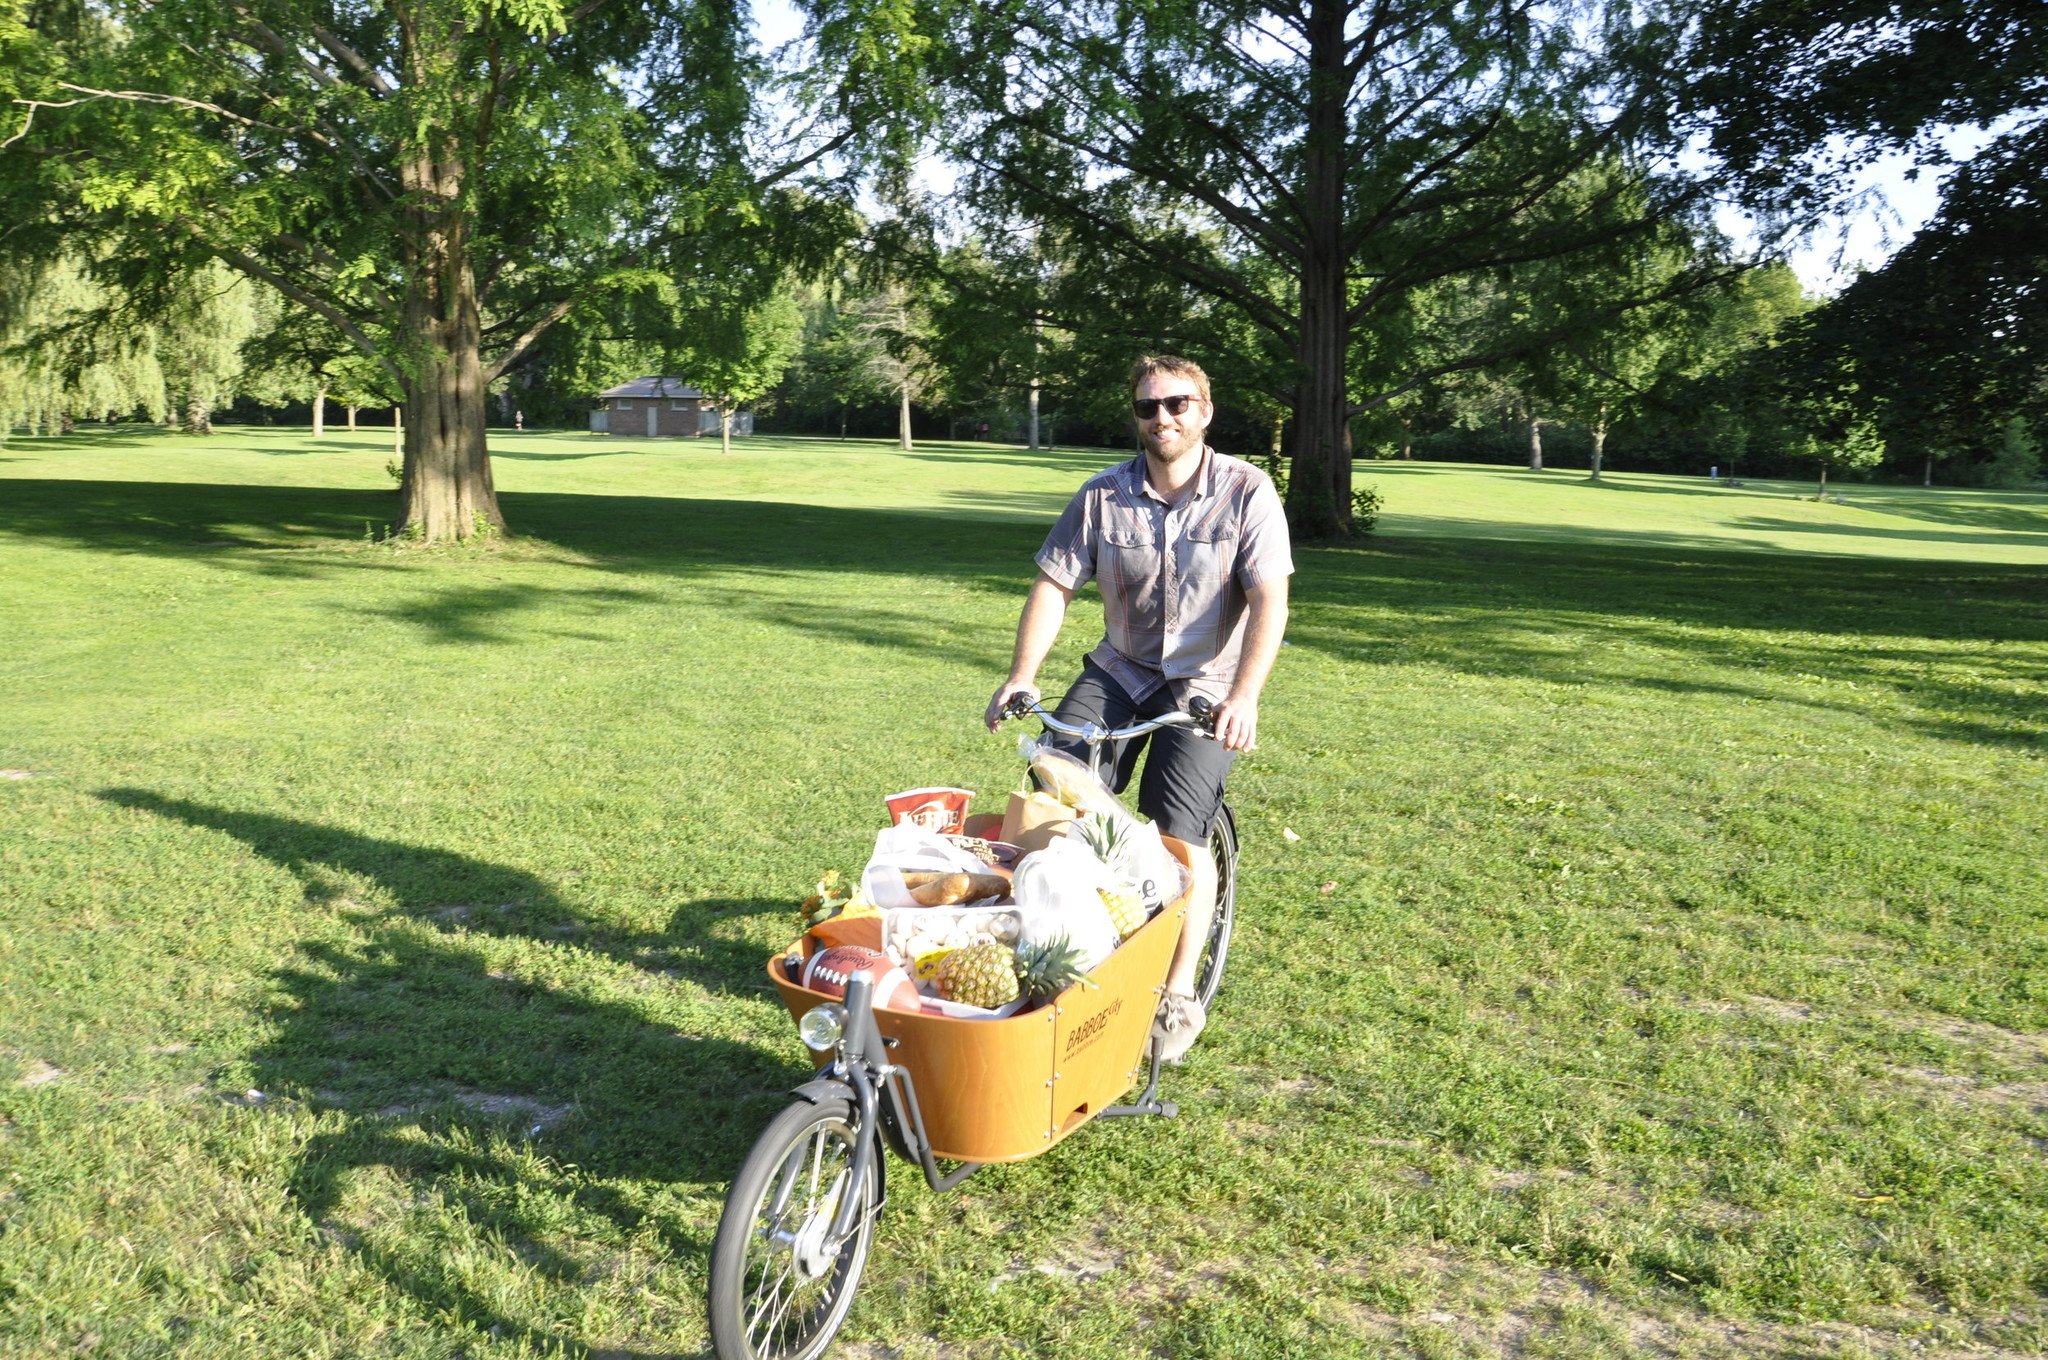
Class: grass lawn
2,425,2045,1359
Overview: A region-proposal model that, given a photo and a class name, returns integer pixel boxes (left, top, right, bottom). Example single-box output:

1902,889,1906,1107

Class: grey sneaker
1152,992,1207,1064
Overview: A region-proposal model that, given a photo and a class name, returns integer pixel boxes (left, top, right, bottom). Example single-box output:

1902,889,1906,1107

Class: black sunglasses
1132,394,1202,419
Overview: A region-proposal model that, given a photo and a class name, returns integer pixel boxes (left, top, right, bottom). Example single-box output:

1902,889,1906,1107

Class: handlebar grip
1002,692,1036,719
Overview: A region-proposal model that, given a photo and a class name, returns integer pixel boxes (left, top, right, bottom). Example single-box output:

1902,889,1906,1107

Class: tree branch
753,124,856,191
307,21,398,94
176,219,404,387
970,152,1299,339
483,294,580,384
990,108,1304,263
41,82,277,135
230,12,342,90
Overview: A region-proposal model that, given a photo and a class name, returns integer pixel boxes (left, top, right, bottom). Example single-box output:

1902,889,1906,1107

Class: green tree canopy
6,0,928,537
929,0,1718,537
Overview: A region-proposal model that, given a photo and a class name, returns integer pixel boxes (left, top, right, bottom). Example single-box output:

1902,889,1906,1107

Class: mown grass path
3,428,2045,1358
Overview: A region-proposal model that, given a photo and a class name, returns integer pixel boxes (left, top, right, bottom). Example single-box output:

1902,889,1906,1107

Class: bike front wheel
708,1096,880,1360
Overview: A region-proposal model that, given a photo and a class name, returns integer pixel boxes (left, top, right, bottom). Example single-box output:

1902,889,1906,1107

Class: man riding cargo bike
984,352,1293,1060
707,355,1292,1360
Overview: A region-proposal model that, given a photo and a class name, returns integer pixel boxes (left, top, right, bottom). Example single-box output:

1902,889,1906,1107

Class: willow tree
936,0,1710,537
7,0,925,538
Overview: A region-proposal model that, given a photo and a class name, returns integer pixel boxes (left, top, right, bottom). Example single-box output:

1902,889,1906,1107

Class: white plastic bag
859,823,990,910
1009,836,1121,971
1116,818,1190,910
1030,741,1189,908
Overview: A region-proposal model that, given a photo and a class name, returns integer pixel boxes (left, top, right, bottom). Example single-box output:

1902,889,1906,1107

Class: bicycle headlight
798,1003,847,1052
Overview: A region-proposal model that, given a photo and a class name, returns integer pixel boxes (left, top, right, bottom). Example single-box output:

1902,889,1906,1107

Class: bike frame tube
878,1054,983,1193
819,975,984,1210
823,976,885,1247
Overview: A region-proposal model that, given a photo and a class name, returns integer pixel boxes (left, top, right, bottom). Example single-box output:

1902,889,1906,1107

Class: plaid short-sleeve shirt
1035,445,1293,705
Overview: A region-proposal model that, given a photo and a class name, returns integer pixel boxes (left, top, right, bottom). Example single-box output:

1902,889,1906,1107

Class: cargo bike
706,697,1239,1360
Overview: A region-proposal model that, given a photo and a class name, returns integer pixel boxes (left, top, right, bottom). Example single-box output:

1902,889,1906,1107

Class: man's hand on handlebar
1207,694,1259,752
985,683,1039,733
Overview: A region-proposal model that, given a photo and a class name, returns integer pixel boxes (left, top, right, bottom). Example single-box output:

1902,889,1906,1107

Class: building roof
599,376,707,399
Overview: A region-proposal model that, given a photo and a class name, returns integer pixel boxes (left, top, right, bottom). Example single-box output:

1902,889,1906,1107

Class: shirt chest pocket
1182,517,1240,583
1101,523,1160,583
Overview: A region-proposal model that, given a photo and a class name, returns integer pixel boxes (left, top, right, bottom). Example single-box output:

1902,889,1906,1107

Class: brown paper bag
1001,789,1078,853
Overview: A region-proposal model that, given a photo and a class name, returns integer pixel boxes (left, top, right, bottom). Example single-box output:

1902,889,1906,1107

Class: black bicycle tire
707,1097,879,1360
1193,803,1238,1010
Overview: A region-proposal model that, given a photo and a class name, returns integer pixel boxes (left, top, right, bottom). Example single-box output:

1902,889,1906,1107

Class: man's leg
1135,723,1234,1062
1161,832,1215,996
1042,660,1146,794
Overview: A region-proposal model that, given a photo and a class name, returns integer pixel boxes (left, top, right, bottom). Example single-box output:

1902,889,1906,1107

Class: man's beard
1142,424,1203,463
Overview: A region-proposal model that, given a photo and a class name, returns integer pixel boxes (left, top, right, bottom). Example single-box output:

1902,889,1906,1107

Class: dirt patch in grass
1884,1065,2048,1115
370,1088,576,1129
1314,1249,2036,1359
1880,1010,2048,1066
15,1059,64,1087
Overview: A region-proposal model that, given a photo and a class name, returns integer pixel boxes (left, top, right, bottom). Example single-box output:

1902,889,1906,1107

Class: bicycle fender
789,1076,856,1107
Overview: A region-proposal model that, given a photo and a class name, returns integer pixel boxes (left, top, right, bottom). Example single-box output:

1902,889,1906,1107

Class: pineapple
1014,935,1096,1004
1098,881,1147,939
933,941,1020,1009
1073,813,1148,938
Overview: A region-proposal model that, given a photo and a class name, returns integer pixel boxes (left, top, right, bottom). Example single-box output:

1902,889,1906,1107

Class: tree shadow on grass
1725,514,2048,551
0,425,175,450
8,477,2043,747
0,477,395,555
1289,535,2048,751
96,787,804,1358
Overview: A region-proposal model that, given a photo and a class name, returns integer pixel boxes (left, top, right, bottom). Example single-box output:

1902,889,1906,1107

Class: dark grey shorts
1042,660,1236,844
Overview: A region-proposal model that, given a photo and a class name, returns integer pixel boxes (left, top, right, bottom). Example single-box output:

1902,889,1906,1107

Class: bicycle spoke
745,1238,797,1331
765,1140,807,1224
803,1126,828,1211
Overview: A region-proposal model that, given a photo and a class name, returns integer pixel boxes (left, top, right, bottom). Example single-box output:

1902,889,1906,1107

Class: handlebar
1000,693,1217,746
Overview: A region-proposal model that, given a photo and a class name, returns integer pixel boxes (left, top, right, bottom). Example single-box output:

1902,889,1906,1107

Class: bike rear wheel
708,1097,880,1360
1192,803,1237,1010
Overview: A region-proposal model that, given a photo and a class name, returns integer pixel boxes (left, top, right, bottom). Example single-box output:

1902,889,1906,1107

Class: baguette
908,871,1009,906
1027,749,1122,816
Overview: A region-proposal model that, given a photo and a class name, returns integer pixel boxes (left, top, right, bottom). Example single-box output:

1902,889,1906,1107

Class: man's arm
984,571,1078,730
1210,576,1288,751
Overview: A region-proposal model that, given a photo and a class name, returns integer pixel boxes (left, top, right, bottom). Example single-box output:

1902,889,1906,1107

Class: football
802,945,920,1011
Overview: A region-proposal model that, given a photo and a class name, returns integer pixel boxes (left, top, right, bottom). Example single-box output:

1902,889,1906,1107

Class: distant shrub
1263,455,1380,535
1982,417,2043,490
1351,483,1383,534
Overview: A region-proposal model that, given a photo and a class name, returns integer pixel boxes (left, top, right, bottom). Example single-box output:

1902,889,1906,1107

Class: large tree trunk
721,406,733,455
1589,406,1606,479
312,384,328,438
1527,413,1543,472
184,395,213,435
898,384,913,451
390,35,502,543
346,404,358,433
1923,453,1934,487
1282,0,1351,540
